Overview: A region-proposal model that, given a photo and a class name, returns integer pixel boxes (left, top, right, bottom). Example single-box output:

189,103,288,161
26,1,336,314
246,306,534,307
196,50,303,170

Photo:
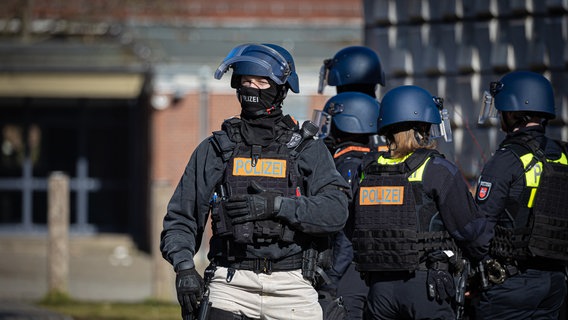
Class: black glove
223,181,283,224
176,268,204,319
427,269,456,302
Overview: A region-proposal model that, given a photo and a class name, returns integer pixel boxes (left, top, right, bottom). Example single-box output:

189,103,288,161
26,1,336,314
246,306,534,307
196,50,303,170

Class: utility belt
478,257,566,289
477,259,520,288
214,252,304,274
363,257,452,282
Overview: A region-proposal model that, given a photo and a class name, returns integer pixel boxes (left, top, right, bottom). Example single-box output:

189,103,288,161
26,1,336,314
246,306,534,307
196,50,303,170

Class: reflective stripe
376,153,431,182
519,154,542,187
519,152,568,208
333,146,371,159
408,161,428,182
377,154,411,165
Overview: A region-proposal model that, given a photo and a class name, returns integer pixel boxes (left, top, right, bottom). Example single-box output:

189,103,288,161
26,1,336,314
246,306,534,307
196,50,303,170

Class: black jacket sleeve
474,148,525,227
276,138,351,235
160,138,224,271
423,156,493,261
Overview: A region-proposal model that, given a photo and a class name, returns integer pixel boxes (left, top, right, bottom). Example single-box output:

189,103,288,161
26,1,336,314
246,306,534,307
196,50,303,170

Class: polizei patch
477,181,492,201
359,186,404,205
232,157,286,178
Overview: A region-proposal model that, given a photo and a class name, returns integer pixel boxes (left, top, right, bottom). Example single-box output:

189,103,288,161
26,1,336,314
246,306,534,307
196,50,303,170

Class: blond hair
387,127,437,158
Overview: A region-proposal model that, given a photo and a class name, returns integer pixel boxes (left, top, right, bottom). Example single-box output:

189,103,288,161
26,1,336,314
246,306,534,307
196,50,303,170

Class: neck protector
240,111,283,146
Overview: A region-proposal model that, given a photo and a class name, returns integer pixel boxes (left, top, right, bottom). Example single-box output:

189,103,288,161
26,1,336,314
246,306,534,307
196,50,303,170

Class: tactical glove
176,268,204,319
427,269,456,302
223,181,283,224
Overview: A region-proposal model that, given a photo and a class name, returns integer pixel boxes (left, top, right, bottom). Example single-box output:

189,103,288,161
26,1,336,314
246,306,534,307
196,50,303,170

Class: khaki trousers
208,267,323,320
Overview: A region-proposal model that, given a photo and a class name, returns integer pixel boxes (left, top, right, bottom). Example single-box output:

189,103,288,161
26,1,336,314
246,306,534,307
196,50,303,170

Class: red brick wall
2,0,361,22
151,93,201,183
151,90,335,185
150,92,244,184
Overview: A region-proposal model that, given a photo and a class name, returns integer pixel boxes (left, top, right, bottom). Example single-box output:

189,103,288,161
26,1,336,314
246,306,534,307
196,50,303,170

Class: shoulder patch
476,181,492,201
286,132,302,148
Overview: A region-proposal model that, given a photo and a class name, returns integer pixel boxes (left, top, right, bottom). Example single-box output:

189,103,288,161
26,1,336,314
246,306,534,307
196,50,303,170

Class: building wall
1,0,364,301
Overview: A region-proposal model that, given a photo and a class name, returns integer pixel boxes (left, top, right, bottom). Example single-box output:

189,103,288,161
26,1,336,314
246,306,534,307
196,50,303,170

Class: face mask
237,85,283,119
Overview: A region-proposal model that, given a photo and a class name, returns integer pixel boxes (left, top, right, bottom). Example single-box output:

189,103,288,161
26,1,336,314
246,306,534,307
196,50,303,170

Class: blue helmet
262,43,300,93
493,71,555,119
318,46,385,94
313,92,380,139
214,43,299,93
379,85,451,142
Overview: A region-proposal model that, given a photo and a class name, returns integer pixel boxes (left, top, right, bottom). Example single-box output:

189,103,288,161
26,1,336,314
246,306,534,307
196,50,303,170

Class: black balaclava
236,78,287,146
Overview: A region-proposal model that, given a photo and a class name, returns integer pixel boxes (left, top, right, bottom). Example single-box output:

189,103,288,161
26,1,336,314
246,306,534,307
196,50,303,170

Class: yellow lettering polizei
232,157,286,178
519,154,542,208
359,186,404,205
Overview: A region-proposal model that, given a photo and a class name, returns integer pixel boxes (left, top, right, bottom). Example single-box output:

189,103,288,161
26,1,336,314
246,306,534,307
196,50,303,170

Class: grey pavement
0,301,72,320
0,234,169,319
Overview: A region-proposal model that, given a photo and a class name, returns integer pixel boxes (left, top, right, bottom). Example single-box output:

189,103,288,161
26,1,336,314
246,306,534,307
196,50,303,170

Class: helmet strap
413,126,430,146
385,135,397,153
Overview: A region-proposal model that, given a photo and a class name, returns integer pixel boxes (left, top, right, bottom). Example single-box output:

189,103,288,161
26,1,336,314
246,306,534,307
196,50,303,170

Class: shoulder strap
501,135,546,172
211,118,241,162
404,149,442,173
501,135,545,157
360,150,383,174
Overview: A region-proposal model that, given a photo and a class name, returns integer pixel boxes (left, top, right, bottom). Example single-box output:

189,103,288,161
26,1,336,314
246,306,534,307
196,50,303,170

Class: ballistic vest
491,135,568,262
209,117,308,254
352,149,457,272
333,145,372,191
333,144,388,189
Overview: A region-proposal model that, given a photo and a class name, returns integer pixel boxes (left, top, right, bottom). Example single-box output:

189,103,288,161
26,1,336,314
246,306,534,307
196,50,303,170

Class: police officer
313,91,381,319
314,45,386,320
352,85,492,319
474,70,568,319
318,45,385,98
160,43,351,320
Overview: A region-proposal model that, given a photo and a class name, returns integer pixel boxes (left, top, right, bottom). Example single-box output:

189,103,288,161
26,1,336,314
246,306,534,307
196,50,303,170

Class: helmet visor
312,109,332,139
214,44,289,86
430,108,453,142
478,90,498,124
430,97,452,142
317,61,330,94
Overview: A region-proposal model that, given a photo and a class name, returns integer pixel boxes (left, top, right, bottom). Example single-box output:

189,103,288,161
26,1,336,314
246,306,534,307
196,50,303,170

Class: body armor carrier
491,135,568,262
352,149,457,272
333,144,372,188
209,116,311,257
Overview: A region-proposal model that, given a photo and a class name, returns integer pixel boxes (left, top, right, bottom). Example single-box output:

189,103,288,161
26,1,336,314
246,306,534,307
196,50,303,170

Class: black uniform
325,143,375,320
474,126,568,320
160,115,350,275
353,149,492,320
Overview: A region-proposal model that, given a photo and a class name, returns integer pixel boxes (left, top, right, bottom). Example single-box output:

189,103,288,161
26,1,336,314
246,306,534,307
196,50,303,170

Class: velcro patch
476,181,492,201
232,157,286,178
359,186,404,205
